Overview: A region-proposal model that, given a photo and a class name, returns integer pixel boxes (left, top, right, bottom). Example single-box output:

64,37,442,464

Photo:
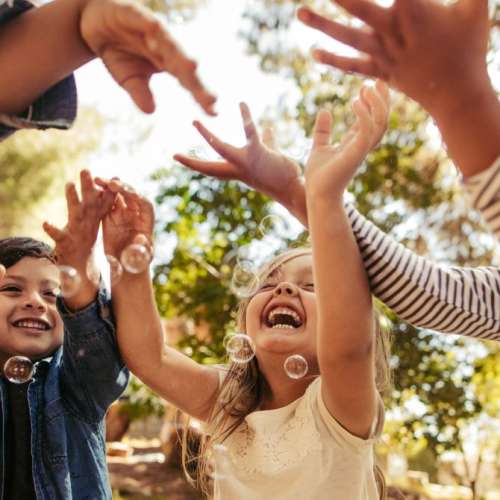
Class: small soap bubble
121,244,151,274
3,356,34,384
222,333,236,350
258,214,287,238
230,261,260,298
284,354,308,379
106,255,123,286
226,334,256,364
57,266,81,298
76,349,86,359
86,259,100,288
207,444,231,481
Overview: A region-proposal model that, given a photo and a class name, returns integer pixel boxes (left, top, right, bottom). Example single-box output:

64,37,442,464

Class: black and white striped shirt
346,157,500,342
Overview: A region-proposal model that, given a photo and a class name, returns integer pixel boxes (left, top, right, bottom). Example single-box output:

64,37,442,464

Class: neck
258,353,318,410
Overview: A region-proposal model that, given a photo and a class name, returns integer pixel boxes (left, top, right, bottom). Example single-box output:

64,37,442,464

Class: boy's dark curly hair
0,237,55,269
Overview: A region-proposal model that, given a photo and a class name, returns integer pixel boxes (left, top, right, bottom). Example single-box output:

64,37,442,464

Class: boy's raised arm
43,170,128,419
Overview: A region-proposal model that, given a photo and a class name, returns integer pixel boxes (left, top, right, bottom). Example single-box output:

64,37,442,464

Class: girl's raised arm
100,186,220,422
304,82,390,438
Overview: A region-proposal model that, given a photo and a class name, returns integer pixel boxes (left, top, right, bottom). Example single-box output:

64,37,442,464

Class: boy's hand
96,179,155,264
0,265,4,283
43,170,115,309
174,102,304,211
305,80,389,198
298,0,490,114
80,0,216,115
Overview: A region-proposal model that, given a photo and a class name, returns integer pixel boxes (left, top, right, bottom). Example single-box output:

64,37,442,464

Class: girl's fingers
174,155,240,180
297,7,383,58
262,127,278,151
80,169,97,205
192,121,241,164
239,102,259,142
375,79,390,106
121,74,156,114
361,84,388,127
312,109,333,148
42,222,65,243
312,49,390,81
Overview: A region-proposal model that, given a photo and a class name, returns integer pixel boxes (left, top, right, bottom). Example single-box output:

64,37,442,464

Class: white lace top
213,377,380,500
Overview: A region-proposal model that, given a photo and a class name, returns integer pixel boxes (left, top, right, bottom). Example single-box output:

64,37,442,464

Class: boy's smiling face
0,257,63,368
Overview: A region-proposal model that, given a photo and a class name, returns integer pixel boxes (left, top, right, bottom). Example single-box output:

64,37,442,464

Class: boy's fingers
239,102,258,142
312,109,333,148
65,183,81,218
116,1,160,34
80,169,96,205
174,155,239,180
297,7,381,57
0,264,5,282
192,121,240,164
43,222,65,243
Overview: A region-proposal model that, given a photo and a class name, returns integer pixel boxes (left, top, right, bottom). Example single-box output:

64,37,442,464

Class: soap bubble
207,444,231,481
57,266,81,298
121,244,151,274
226,334,256,364
3,356,34,384
106,255,123,286
258,214,287,238
284,355,308,379
86,259,101,288
230,261,260,298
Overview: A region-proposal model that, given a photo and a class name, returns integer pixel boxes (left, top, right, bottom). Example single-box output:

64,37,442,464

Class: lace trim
225,394,322,477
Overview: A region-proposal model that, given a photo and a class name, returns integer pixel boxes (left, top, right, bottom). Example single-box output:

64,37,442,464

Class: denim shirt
0,0,77,141
0,286,129,499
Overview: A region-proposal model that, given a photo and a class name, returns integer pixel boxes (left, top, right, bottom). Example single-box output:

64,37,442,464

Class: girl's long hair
181,248,392,499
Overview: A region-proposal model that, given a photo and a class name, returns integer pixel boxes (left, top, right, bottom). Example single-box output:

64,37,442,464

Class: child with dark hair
0,0,216,141
0,171,128,499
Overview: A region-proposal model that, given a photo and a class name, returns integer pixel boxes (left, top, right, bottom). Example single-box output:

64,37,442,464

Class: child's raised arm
176,103,500,342
304,81,389,438
0,0,215,119
98,182,220,421
297,0,499,180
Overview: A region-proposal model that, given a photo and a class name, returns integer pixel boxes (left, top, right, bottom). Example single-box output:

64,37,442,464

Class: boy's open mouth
265,306,303,330
12,318,51,331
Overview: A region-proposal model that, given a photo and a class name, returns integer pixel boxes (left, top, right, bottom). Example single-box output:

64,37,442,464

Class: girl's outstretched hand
174,103,303,207
95,178,155,261
305,80,389,198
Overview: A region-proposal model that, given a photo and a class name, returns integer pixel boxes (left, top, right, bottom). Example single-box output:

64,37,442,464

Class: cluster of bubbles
55,243,152,299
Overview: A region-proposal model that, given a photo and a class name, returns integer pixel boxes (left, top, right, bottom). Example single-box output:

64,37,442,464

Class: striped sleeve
345,204,500,342
462,156,500,241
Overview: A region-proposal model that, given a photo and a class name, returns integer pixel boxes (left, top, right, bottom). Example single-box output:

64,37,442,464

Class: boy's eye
302,283,315,290
259,283,275,291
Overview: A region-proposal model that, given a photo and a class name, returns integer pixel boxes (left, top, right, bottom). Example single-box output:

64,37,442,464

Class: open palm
174,102,303,206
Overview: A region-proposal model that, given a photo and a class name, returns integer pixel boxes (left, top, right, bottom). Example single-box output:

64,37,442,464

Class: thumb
0,264,5,283
120,75,156,114
312,109,332,148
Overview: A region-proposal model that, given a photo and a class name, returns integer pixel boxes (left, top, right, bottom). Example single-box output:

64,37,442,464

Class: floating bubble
106,255,123,286
86,259,101,288
222,333,237,350
207,444,231,481
120,244,151,274
284,354,308,379
226,334,256,364
3,356,34,384
57,266,81,298
230,261,260,298
258,214,287,238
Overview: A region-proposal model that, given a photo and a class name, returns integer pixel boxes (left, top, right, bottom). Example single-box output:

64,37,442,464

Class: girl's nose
273,281,299,297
